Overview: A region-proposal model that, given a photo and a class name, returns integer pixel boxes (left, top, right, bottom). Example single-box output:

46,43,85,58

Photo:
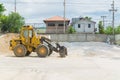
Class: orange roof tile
44,16,70,22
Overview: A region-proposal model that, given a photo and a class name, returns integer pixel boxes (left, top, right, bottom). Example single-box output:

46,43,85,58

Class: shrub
67,26,76,34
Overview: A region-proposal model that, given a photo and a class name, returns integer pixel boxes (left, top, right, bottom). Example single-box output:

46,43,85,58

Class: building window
88,24,91,28
48,23,55,26
58,24,64,26
78,24,81,28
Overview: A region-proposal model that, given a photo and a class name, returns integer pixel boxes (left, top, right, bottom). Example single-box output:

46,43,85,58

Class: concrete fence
115,34,120,44
41,34,112,42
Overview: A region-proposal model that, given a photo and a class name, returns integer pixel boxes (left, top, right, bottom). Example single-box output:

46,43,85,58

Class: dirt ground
0,34,120,80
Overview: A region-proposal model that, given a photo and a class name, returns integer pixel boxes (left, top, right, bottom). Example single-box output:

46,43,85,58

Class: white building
72,18,96,33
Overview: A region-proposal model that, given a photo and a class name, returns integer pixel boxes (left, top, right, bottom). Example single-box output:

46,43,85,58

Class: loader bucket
59,46,67,57
40,37,68,58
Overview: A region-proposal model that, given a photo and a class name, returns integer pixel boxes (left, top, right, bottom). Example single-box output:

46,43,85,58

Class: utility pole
101,16,106,28
109,0,117,43
14,0,16,12
63,0,66,33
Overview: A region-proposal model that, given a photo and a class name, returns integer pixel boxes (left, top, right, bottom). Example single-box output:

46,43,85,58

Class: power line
2,1,120,5
2,1,120,8
0,1,82,3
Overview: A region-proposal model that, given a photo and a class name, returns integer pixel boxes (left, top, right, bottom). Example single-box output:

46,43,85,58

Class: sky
0,0,120,26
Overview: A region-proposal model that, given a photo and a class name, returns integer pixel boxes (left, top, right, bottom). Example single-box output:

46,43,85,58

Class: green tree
0,12,25,33
115,25,120,34
67,26,76,34
84,16,92,20
0,3,6,31
0,3,6,15
104,26,113,35
7,12,25,33
98,21,104,34
0,15,8,32
0,4,24,33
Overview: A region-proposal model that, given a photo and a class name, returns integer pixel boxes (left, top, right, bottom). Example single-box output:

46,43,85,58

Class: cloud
1,0,120,25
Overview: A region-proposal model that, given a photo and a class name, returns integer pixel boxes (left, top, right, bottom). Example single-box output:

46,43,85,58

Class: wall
45,34,113,42
40,34,120,44
45,21,69,33
115,34,120,44
73,20,95,33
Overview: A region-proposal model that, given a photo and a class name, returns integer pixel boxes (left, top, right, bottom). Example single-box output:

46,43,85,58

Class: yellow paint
9,25,42,54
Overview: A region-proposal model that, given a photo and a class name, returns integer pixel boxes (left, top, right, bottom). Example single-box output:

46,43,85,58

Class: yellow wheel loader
9,25,67,57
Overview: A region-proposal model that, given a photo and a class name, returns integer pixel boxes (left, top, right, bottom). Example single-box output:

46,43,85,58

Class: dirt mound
0,33,18,54
0,33,50,55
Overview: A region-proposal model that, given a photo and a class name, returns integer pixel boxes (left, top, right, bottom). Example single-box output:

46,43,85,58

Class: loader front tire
36,45,49,57
13,44,27,57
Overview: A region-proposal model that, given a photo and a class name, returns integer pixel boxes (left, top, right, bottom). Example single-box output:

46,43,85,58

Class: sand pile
0,33,18,54
0,33,49,54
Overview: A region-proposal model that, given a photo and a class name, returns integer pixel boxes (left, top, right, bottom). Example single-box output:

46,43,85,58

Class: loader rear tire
36,45,49,57
13,44,27,57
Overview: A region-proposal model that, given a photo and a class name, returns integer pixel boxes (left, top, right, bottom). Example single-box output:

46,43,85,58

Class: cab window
23,30,28,38
29,30,33,38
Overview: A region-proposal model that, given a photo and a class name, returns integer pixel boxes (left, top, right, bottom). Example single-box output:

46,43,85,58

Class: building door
81,23,85,33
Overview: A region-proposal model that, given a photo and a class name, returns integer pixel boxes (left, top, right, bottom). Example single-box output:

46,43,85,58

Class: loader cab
20,25,35,44
23,29,33,38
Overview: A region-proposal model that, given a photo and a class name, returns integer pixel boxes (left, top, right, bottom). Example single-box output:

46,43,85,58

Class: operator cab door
23,29,33,45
